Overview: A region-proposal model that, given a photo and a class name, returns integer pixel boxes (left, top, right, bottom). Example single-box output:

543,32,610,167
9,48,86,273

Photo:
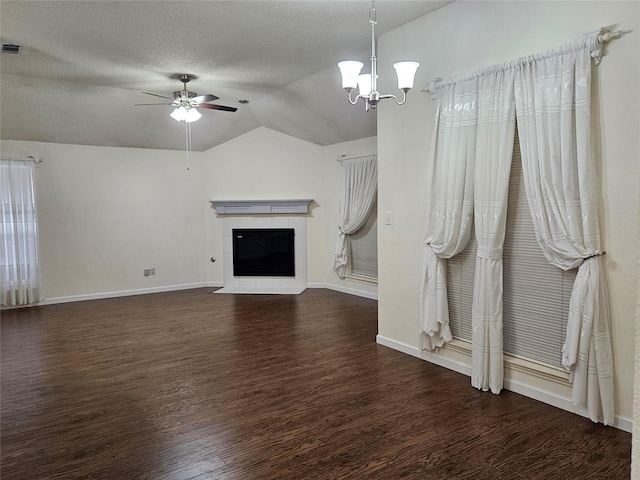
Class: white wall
0,140,208,301
376,1,638,426
635,244,640,476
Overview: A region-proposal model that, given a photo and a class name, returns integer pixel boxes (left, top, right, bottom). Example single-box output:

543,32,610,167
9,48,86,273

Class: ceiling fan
135,74,237,122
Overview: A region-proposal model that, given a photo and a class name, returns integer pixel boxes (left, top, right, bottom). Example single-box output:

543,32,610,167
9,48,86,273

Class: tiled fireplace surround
210,200,312,294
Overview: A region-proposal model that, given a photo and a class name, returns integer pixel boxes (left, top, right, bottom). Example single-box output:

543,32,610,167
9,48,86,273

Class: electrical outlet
144,268,156,276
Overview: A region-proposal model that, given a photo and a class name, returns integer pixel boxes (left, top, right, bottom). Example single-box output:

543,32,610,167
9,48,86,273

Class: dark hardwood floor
1,288,631,479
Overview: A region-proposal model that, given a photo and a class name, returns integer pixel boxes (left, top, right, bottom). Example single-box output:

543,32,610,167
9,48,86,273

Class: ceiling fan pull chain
185,121,192,171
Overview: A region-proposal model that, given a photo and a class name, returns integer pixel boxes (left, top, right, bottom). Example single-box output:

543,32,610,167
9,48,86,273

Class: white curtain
470,70,516,393
514,43,614,424
419,80,477,351
1,158,44,306
333,155,377,279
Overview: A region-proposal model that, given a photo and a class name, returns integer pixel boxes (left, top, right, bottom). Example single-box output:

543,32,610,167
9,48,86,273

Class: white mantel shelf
210,199,313,215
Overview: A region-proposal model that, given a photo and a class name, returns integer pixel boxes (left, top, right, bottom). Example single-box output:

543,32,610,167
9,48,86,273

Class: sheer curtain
1,158,44,306
419,80,477,351
514,42,614,424
471,70,516,393
332,155,377,279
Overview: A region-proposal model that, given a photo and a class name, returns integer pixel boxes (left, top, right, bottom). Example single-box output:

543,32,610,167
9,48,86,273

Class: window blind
447,133,576,368
350,201,378,279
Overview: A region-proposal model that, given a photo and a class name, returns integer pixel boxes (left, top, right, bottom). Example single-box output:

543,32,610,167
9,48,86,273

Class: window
332,154,377,280
1,158,43,306
447,133,576,369
348,200,378,281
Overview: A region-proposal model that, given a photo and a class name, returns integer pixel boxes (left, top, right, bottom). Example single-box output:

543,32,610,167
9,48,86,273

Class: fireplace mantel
210,199,313,215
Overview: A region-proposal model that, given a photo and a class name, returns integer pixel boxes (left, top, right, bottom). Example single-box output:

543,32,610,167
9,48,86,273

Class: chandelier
338,1,419,112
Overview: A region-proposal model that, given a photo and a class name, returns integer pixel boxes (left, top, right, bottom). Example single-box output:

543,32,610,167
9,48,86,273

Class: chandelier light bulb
357,74,373,97
338,61,364,90
393,61,420,90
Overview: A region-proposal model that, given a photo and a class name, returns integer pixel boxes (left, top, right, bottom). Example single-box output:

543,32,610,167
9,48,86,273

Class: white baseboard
36,282,221,306
376,334,471,375
26,282,374,307
307,282,378,300
375,335,632,433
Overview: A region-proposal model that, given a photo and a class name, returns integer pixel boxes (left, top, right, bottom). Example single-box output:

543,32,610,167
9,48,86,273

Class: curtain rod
1,155,43,163
422,26,623,94
336,153,376,164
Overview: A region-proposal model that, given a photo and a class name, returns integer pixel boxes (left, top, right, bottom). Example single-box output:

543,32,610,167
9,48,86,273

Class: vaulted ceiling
0,1,450,152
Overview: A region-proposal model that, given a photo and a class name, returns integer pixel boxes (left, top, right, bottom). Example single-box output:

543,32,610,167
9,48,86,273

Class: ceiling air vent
2,44,21,54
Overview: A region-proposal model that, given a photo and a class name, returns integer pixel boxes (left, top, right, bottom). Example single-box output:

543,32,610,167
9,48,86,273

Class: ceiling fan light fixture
170,106,188,122
184,107,202,123
170,104,201,123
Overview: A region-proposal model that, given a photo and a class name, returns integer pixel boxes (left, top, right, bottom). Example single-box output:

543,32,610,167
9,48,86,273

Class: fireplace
210,200,312,294
233,228,295,277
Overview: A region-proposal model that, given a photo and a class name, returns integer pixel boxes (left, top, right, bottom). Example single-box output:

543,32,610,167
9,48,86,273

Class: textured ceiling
0,0,450,151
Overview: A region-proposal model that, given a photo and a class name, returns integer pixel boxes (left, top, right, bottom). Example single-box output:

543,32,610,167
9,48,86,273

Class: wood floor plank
1,288,631,479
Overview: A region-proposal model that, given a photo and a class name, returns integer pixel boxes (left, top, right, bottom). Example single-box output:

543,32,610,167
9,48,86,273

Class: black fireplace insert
232,228,295,277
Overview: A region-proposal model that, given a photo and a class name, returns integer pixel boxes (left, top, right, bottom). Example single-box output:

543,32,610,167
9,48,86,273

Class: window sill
345,273,378,285
445,339,571,386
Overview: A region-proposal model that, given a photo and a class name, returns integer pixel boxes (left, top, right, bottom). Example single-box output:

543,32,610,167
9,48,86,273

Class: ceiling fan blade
192,94,219,103
134,103,174,106
141,91,174,100
198,103,238,112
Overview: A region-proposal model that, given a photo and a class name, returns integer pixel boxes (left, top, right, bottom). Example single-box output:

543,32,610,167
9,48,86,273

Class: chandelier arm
347,90,362,105
395,90,408,105
378,91,408,105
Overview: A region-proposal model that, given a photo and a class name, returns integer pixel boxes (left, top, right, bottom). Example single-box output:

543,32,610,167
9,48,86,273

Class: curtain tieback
584,250,606,260
477,246,503,260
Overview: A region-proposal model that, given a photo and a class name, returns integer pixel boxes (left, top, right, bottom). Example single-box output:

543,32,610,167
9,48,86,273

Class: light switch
385,211,392,225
